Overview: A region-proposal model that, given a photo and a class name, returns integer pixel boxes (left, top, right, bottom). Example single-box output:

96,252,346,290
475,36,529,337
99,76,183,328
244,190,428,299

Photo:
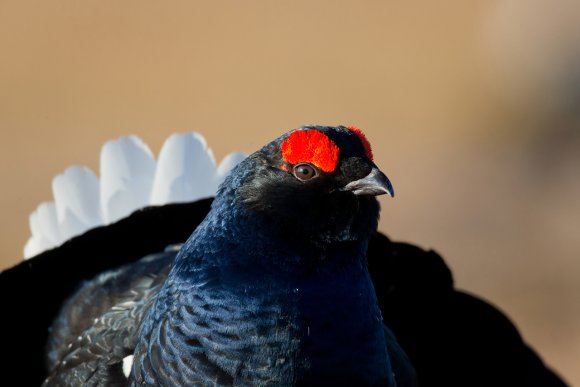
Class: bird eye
293,163,318,181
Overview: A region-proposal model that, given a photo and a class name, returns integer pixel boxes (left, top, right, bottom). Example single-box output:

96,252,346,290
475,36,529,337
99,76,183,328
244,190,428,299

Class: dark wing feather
0,199,211,386
368,232,568,387
43,250,175,386
132,280,300,386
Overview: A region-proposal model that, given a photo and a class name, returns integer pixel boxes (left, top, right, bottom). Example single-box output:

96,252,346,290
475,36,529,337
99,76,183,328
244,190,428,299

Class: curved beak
341,167,394,197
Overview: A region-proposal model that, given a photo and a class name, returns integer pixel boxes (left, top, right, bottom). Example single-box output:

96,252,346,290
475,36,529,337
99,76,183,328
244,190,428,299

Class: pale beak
341,167,394,197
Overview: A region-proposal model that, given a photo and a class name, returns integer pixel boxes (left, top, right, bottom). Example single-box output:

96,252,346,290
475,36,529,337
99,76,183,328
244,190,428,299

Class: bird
0,126,568,386
31,125,416,386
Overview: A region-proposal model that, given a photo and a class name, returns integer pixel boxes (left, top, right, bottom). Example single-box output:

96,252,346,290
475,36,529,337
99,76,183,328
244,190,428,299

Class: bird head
230,125,393,249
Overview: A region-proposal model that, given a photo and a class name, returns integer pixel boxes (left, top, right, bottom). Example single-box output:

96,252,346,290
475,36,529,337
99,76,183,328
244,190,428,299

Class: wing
368,232,568,387
0,199,212,386
43,249,175,386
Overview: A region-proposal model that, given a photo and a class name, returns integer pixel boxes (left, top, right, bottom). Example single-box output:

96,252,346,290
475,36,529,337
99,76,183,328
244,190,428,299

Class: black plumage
1,202,568,386
367,234,568,387
0,126,568,386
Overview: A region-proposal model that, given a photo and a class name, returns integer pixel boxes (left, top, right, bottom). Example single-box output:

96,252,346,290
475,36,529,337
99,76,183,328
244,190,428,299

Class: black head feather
235,125,384,249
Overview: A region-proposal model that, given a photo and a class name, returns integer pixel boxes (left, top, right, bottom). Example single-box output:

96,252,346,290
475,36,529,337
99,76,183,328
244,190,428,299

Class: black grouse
39,125,414,386
0,126,567,386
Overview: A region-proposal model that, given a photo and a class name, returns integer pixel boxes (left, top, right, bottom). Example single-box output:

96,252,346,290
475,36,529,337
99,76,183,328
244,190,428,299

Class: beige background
1,1,578,384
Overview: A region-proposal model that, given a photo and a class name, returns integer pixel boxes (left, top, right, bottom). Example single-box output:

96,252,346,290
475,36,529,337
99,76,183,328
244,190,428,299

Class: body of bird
43,126,407,386
3,125,566,386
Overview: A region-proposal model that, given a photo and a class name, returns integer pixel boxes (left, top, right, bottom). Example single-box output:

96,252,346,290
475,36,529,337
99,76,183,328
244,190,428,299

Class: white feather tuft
100,136,156,224
122,355,134,378
150,132,217,205
30,202,61,245
24,236,49,259
52,166,102,243
23,131,244,259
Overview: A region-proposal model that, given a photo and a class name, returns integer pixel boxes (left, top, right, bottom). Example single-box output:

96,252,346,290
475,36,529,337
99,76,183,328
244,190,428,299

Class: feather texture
52,166,102,243
24,202,61,257
150,133,218,205
100,135,156,224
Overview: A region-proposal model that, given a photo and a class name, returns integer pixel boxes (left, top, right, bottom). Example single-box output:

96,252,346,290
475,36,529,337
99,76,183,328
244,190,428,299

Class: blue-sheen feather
132,156,394,385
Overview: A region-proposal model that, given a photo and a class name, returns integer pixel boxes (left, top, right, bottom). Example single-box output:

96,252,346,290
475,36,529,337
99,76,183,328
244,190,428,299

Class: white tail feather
100,136,156,223
30,202,61,245
52,166,102,242
23,132,247,259
24,236,49,259
150,133,217,205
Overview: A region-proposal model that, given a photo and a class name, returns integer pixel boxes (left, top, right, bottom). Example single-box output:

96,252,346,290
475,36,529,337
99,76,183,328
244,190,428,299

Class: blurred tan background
1,0,578,384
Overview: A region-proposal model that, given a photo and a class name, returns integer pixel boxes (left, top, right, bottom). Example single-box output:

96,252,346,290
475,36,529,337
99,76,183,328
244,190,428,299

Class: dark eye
293,163,318,181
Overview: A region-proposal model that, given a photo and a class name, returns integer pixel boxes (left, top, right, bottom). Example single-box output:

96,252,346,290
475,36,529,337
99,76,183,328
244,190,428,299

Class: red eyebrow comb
347,126,373,161
280,130,340,172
